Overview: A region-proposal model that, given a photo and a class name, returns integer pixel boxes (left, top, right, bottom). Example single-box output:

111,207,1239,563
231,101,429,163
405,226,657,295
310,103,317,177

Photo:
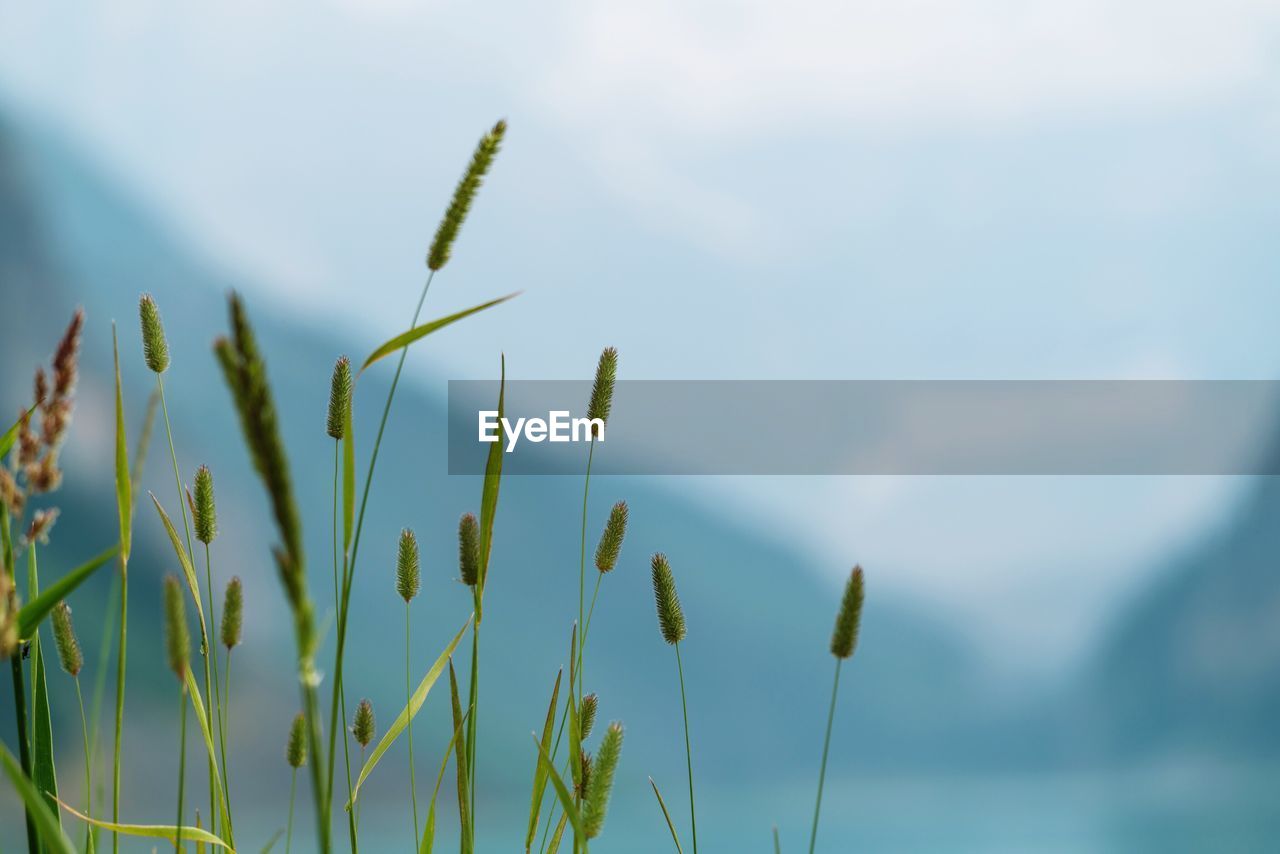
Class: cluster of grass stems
0,120,866,853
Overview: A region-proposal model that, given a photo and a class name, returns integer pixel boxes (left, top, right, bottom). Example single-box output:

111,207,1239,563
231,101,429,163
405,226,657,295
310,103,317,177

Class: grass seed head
579,692,598,741
427,119,507,271
138,294,170,373
583,722,624,838
193,465,217,544
396,527,421,602
594,501,628,573
586,347,617,434
0,574,18,659
458,512,480,587
286,712,308,768
830,566,865,659
163,575,190,681
352,698,376,748
650,553,686,645
51,601,82,677
326,356,351,440
221,576,243,650
23,508,59,547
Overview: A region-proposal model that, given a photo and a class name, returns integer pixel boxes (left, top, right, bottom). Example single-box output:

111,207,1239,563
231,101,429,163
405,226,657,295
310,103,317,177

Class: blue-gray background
2,3,1279,851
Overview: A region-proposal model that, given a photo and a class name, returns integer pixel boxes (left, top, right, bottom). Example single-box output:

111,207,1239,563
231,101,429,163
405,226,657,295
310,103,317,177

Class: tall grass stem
675,643,698,854
808,660,842,854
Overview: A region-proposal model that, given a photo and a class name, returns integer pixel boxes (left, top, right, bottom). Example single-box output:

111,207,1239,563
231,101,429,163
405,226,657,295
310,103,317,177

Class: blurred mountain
1084,469,1280,761
0,108,1010,840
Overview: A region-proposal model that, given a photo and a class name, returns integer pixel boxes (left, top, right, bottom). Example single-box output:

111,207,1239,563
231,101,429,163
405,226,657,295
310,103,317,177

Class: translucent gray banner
446,381,1280,475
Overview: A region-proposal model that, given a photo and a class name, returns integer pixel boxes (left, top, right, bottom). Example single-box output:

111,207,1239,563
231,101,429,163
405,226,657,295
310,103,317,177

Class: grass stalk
74,678,93,854
327,271,433,819
406,600,420,842
110,558,126,854
465,609,481,845
176,686,188,852
331,440,358,854
675,643,698,854
575,440,595,702
204,542,228,834
808,660,842,854
286,768,298,854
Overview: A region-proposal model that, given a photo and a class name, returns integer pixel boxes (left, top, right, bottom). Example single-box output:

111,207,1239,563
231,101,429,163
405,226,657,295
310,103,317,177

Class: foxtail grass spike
651,553,686,644
396,528,421,602
830,566,865,659
352,699,375,748
427,120,507,271
326,356,351,440
586,347,617,433
583,722,623,838
458,513,480,587
193,465,217,544
51,601,83,677
220,577,243,650
138,294,170,373
163,575,190,682
594,501,628,573
287,713,308,768
579,693,598,742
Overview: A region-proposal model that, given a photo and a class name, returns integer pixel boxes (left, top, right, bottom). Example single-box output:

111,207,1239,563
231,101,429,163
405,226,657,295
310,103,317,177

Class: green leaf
525,668,562,852
347,615,472,809
0,742,76,854
54,795,232,851
532,733,586,845
112,325,132,563
27,546,62,835
650,777,685,854
259,828,284,853
546,812,569,854
448,661,472,854
359,293,519,374
183,668,234,845
150,494,207,643
476,355,505,619
0,403,38,460
17,544,119,640
419,706,470,854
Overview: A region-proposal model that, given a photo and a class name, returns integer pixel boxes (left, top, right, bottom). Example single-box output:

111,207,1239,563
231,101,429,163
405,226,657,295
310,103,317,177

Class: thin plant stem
75,678,94,854
773,826,781,854
332,440,358,854
87,572,118,854
157,375,215,834
222,651,232,814
575,440,596,702
327,271,434,818
286,768,298,854
808,660,842,854
205,542,228,837
465,613,481,844
111,554,127,854
2,506,37,854
176,686,189,853
675,643,698,854
406,601,420,842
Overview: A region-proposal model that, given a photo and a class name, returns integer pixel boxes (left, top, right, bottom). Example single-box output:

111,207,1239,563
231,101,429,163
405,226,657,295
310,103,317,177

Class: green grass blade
773,825,781,854
358,293,519,374
112,326,132,563
259,828,284,853
649,778,685,854
546,813,568,854
183,669,234,845
419,706,470,854
26,546,62,834
17,544,119,640
525,669,563,852
55,796,232,851
346,616,472,809
0,743,76,854
532,734,585,844
448,661,473,854
150,494,208,641
476,355,505,616
0,403,38,459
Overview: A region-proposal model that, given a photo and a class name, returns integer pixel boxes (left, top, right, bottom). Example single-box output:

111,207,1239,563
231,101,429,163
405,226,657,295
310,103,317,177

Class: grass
0,119,867,854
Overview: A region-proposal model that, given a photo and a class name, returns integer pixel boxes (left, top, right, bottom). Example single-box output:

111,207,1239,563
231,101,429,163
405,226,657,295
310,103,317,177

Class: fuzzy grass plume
51,602,82,677
586,347,617,434
193,466,217,545
220,577,243,651
396,528,421,603
352,699,375,749
594,502,627,574
583,722,623,839
138,295,169,374
163,576,190,681
458,513,480,587
326,356,351,441
427,120,507,271
650,554,686,645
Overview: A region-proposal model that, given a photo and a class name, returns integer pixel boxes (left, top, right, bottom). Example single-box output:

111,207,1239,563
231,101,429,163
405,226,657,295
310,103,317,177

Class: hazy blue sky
2,1,1278,669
